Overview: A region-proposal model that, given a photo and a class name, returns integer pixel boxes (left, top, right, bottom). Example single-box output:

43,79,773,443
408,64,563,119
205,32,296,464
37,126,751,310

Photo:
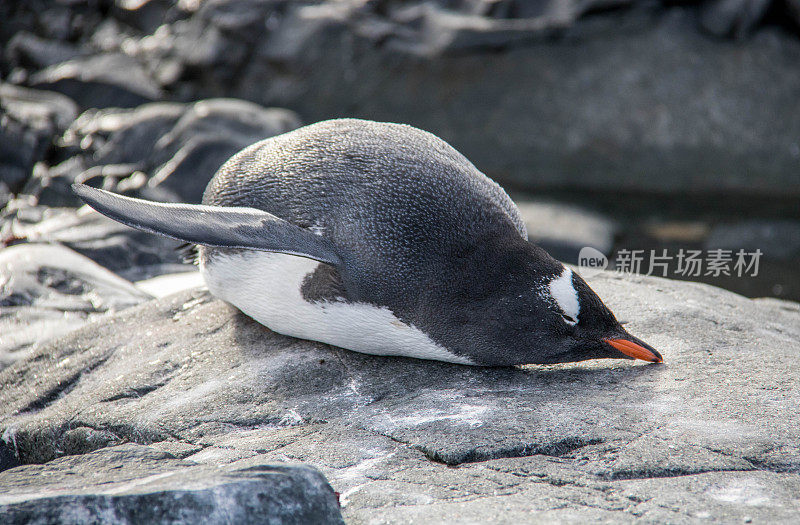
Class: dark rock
29,53,163,109
705,220,800,260
17,157,89,208
35,4,75,41
7,2,800,200
71,102,187,168
789,0,800,26
256,0,637,60
62,99,301,203
5,32,84,70
5,206,190,279
8,98,299,207
112,0,177,33
126,17,248,92
0,273,798,521
149,135,248,203
0,183,11,209
0,84,77,193
197,0,285,42
145,99,302,202
0,444,343,525
0,243,151,370
0,2,69,45
0,441,19,472
700,0,771,38
374,1,575,56
231,7,800,201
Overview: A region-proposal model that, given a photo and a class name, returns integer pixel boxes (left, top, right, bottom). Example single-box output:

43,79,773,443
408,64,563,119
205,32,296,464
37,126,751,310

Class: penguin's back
202,119,526,301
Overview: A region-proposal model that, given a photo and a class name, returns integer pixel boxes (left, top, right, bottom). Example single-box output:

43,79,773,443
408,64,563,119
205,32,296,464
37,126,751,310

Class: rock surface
25,98,301,205
0,83,77,194
255,7,800,200
2,206,190,280
1,270,798,522
0,244,151,370
0,444,343,525
28,53,163,110
699,0,772,38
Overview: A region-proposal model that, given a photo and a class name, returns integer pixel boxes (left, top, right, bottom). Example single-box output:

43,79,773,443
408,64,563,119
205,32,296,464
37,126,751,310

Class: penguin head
528,264,662,365
430,237,663,366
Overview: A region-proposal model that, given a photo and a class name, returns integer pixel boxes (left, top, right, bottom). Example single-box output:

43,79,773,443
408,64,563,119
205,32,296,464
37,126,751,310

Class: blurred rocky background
2,0,799,303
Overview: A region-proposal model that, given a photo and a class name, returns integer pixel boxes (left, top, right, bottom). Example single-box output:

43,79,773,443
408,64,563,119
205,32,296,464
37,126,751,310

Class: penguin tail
177,242,199,265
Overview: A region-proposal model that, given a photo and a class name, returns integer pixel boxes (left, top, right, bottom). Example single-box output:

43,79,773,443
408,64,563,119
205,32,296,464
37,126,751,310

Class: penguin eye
559,313,578,325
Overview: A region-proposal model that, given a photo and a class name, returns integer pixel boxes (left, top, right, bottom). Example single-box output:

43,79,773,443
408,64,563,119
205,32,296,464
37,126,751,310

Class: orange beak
604,338,662,363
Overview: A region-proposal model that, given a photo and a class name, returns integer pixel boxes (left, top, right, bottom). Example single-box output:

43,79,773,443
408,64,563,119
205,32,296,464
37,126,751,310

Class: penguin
73,118,662,366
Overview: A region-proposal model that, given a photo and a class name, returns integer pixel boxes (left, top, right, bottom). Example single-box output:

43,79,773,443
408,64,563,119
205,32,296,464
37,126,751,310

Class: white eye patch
548,267,580,325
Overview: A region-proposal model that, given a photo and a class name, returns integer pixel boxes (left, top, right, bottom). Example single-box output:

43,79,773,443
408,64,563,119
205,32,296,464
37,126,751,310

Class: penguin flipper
72,184,342,266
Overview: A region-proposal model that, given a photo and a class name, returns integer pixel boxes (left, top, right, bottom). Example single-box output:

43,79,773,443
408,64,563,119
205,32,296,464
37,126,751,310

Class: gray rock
360,2,572,57
7,98,300,207
197,0,284,42
35,4,76,42
700,0,771,38
0,183,11,210
112,0,178,33
253,0,636,60
0,1,106,45
1,271,798,522
69,102,187,169
705,220,800,260
7,2,800,201
233,6,800,201
17,160,89,208
753,296,800,316
516,200,617,262
0,84,77,192
790,0,800,26
144,99,301,202
5,32,84,70
89,18,140,54
4,206,189,278
29,53,163,109
134,270,204,298
0,444,343,524
62,99,301,203
0,243,151,370
126,16,248,92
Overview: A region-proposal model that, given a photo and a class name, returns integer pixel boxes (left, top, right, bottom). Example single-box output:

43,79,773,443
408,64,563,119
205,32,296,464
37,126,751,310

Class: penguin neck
446,230,564,297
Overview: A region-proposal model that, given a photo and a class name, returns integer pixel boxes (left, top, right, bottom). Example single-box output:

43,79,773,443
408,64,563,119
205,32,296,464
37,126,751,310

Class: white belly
200,251,474,365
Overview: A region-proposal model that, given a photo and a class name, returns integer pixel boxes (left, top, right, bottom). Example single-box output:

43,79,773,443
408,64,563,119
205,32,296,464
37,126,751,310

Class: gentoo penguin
73,118,662,366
